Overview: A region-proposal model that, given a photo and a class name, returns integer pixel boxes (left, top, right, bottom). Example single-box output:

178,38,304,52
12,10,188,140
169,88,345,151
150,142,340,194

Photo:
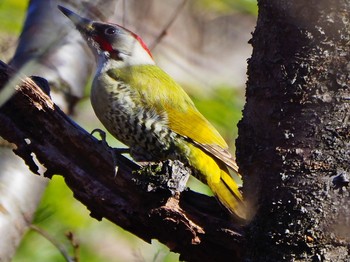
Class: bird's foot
91,128,108,146
110,148,133,178
91,128,130,178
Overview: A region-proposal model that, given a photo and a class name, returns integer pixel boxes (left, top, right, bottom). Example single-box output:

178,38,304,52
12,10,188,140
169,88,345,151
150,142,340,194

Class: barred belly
91,77,178,162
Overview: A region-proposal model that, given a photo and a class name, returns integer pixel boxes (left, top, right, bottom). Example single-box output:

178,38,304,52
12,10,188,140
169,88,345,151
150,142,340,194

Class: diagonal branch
0,61,245,262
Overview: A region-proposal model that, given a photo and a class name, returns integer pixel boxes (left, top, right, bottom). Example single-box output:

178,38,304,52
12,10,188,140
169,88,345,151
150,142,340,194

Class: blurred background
0,0,256,261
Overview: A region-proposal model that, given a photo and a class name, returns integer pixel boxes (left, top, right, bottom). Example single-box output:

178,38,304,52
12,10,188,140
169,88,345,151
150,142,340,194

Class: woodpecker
58,6,246,219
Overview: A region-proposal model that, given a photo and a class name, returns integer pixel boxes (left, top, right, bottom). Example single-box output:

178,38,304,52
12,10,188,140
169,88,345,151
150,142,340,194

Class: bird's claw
91,128,107,144
91,128,122,178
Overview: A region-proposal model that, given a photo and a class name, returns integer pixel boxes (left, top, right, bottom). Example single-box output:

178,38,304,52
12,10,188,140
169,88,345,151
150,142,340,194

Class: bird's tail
186,144,246,219
211,167,246,219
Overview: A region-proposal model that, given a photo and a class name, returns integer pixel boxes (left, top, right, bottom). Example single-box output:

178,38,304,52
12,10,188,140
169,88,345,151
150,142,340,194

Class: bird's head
58,6,155,66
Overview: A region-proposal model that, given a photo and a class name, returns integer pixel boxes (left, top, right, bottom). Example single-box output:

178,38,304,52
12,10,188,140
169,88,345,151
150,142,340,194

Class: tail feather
214,169,246,219
186,144,246,219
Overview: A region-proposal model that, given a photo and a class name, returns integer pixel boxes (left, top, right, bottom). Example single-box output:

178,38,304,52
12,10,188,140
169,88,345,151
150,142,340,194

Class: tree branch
0,61,244,262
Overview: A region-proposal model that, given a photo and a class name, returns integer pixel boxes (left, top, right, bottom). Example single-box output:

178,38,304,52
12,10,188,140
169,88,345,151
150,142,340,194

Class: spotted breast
91,64,179,162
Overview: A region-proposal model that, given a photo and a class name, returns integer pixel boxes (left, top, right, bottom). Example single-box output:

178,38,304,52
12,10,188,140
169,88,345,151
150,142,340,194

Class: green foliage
194,0,258,16
13,177,105,262
0,0,27,33
13,176,180,262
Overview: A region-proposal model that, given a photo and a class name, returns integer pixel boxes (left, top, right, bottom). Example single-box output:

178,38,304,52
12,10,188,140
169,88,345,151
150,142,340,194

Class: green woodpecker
58,6,246,219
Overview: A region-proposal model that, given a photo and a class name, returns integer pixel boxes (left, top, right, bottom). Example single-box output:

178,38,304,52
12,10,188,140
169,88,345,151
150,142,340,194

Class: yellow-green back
107,65,228,149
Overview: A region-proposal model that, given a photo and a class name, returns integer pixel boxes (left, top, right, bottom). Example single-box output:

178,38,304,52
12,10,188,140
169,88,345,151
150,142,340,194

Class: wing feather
107,65,239,171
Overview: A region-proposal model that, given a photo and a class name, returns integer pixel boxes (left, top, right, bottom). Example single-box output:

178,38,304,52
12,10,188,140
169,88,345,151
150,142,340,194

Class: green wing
107,65,238,171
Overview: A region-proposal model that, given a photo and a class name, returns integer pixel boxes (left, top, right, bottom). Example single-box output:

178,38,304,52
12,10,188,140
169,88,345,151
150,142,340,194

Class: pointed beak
58,5,93,35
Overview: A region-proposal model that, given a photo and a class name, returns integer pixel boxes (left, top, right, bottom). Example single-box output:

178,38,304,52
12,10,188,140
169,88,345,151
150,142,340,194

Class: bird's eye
105,27,117,35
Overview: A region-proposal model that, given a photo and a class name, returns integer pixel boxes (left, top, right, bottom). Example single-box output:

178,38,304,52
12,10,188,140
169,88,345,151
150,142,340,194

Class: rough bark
0,62,244,262
0,1,119,260
236,0,350,261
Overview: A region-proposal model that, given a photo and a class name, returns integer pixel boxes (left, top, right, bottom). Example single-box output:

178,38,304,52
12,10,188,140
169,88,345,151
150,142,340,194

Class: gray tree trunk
237,0,350,261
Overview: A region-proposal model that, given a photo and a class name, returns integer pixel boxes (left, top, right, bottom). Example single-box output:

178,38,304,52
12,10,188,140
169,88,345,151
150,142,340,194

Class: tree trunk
237,0,350,261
